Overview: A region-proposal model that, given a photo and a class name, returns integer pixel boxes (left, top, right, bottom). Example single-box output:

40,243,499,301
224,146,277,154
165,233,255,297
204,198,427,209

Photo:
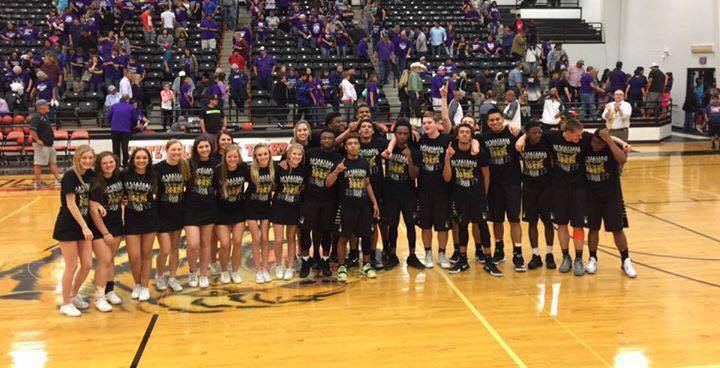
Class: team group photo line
50,95,638,318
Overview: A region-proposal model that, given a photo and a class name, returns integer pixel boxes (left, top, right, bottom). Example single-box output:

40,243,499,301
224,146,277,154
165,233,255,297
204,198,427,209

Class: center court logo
0,240,352,314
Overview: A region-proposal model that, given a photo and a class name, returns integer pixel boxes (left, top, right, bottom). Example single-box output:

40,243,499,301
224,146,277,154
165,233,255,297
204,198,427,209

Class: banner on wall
127,137,292,162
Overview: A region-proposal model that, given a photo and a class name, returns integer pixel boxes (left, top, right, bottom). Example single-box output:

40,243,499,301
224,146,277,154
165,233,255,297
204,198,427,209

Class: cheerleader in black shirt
155,140,189,292
88,152,124,312
271,144,306,280
213,144,249,284
54,145,96,317
209,131,235,274
123,148,158,302
184,135,219,288
246,143,276,284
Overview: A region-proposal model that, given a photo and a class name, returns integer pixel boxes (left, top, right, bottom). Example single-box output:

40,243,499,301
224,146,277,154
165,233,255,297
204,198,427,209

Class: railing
514,0,580,8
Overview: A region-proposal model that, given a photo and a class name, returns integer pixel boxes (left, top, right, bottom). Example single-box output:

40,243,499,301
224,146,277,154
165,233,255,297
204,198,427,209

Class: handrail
514,0,580,8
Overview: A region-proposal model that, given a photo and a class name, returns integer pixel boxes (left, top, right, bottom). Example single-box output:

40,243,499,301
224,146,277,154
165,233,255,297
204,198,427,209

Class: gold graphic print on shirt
484,138,511,165
451,158,477,188
193,167,214,195
125,181,152,212
585,155,610,182
420,144,444,172
386,153,408,181
105,181,124,211
76,183,91,217
251,174,273,201
161,173,185,203
344,168,367,198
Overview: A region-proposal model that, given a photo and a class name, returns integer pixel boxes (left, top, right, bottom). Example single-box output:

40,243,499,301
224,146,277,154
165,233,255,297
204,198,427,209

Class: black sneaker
312,256,321,270
345,250,359,268
483,262,503,277
406,254,426,269
448,258,469,273
320,258,332,277
299,259,312,278
371,257,384,271
545,253,557,269
492,247,505,264
383,252,399,271
527,254,543,270
475,251,486,264
449,251,460,264
513,252,527,272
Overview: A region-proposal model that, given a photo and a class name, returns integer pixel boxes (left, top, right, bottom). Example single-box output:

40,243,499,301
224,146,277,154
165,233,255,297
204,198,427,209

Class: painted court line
436,269,528,368
509,278,613,368
0,197,41,223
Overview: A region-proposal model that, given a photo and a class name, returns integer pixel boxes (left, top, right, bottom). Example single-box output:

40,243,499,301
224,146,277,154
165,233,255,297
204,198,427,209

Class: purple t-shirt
200,19,218,40
375,40,393,61
36,80,55,100
580,73,594,94
609,69,627,93
366,82,378,106
254,55,276,76
431,75,444,99
394,38,409,58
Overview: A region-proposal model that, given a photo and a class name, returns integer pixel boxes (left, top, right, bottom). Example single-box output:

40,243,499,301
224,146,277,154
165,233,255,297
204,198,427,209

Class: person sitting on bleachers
0,22,19,41
21,21,40,42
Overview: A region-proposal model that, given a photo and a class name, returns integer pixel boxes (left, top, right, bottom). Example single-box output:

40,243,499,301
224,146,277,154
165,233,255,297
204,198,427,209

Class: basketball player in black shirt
584,129,637,278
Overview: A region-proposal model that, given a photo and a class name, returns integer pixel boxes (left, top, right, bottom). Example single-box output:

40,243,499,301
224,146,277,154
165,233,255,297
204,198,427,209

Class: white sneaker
198,276,210,288
167,277,183,292
188,272,199,288
622,258,637,278
275,265,285,280
283,268,294,280
131,284,141,299
424,252,435,269
262,269,272,283
95,297,113,312
586,257,598,274
60,303,82,317
255,271,265,284
438,252,451,269
72,294,89,309
230,271,243,284
219,271,231,284
209,261,221,275
156,275,168,291
105,291,122,305
138,287,150,301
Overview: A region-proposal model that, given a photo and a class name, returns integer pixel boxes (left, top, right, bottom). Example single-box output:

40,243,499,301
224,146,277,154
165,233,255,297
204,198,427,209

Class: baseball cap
36,99,49,108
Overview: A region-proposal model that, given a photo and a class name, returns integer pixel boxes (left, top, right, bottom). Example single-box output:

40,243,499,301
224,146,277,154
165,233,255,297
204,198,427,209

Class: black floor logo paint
0,241,351,314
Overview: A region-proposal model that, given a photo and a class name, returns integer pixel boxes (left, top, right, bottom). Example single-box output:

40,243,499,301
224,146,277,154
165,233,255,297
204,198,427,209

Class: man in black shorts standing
415,111,453,268
480,108,526,271
299,129,342,277
381,119,420,269
443,123,502,276
518,123,556,269
325,134,380,281
584,129,637,277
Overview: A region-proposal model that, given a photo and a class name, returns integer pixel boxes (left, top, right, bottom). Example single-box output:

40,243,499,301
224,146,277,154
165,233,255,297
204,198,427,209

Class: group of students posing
52,99,638,318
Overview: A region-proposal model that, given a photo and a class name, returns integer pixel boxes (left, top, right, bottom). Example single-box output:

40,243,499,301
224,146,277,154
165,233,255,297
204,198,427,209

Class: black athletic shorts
487,183,521,223
586,190,627,232
452,197,487,225
522,183,552,223
551,185,587,227
417,189,451,231
382,193,417,225
270,202,301,225
338,203,373,238
299,200,337,232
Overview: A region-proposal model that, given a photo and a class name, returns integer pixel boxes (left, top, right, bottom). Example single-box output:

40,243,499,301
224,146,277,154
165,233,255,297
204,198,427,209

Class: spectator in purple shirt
69,48,86,79
609,61,628,93
394,31,411,75
34,71,56,101
580,66,602,120
253,46,276,92
357,36,369,61
21,22,39,42
373,33,394,85
482,35,500,55
0,23,19,40
295,15,311,48
431,66,447,111
365,73,380,116
319,28,335,57
107,94,139,166
200,14,218,50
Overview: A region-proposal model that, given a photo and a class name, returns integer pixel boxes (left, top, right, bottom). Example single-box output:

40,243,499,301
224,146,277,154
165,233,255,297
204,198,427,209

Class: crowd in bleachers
0,0,227,130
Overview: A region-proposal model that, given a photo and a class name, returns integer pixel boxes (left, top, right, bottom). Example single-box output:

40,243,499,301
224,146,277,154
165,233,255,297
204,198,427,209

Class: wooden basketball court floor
1,142,719,368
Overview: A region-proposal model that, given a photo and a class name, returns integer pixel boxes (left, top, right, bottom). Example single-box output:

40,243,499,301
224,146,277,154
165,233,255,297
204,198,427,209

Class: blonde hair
285,143,305,173
290,120,312,145
72,145,95,185
250,144,275,189
165,139,190,183
219,144,242,198
398,69,410,88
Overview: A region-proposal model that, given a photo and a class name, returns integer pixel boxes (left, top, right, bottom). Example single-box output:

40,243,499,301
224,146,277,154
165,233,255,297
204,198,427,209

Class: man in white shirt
502,90,522,129
541,87,562,128
119,70,133,99
428,22,446,56
602,90,632,141
161,5,176,30
339,71,357,121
